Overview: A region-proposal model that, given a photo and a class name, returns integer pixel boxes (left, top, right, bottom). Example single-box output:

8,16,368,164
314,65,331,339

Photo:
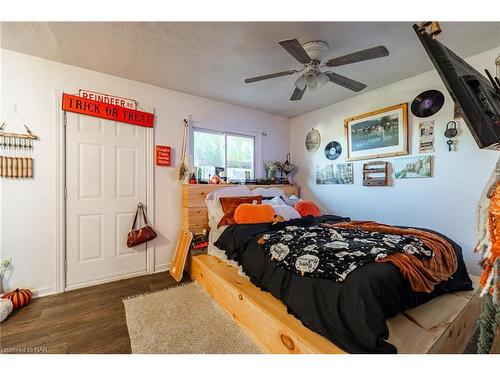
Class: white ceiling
2,22,500,118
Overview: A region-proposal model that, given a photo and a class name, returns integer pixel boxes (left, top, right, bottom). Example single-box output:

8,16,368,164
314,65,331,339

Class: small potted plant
0,258,12,295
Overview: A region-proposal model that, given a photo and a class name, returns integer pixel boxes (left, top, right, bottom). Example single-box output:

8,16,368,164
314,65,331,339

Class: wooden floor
0,272,181,354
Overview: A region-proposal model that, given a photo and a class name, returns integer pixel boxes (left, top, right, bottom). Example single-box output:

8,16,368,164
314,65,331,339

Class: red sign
155,145,171,167
62,93,154,128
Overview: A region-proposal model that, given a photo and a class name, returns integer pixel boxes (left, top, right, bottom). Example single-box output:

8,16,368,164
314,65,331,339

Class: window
192,127,255,182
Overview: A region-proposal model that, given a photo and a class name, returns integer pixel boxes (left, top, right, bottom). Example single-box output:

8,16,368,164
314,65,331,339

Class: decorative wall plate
305,128,321,153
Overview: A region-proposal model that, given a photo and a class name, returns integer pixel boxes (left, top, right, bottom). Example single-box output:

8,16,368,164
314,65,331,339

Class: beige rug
123,281,262,354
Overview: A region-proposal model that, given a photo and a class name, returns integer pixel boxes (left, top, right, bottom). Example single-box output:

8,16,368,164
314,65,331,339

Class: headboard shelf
182,184,300,233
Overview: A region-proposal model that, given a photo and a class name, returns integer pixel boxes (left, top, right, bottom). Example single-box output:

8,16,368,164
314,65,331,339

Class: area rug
123,281,262,354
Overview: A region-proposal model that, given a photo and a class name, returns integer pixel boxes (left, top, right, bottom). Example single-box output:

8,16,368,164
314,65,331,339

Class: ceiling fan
244,39,389,101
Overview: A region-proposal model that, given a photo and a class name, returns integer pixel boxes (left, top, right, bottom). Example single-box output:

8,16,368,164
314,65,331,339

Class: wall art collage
309,90,454,186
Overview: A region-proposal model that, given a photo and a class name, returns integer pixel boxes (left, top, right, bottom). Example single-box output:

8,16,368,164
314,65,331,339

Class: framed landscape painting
394,156,432,179
344,103,408,161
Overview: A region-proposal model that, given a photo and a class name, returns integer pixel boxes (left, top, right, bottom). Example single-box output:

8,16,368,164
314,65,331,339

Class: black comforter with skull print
214,215,473,353
261,224,433,281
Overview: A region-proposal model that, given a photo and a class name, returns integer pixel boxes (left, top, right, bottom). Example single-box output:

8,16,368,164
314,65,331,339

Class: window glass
192,128,255,181
193,130,224,180
226,134,254,180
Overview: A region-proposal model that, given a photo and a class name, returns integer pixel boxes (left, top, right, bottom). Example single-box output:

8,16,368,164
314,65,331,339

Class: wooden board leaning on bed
182,184,299,233
183,184,480,354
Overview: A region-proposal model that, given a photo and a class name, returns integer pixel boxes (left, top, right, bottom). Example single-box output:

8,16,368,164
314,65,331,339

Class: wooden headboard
182,184,300,234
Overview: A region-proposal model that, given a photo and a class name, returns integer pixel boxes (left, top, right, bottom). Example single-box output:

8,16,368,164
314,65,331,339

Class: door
65,112,148,289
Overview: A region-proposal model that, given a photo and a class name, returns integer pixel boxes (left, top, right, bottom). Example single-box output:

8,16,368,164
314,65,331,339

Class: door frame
54,91,156,293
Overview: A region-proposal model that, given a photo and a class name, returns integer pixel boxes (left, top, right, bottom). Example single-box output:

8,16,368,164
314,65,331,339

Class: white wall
0,49,290,296
290,46,500,276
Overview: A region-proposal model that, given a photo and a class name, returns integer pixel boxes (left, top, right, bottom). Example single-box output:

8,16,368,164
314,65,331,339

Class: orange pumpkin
234,203,276,224
4,288,32,310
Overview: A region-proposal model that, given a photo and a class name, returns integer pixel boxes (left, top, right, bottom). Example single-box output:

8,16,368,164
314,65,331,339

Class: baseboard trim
154,262,170,273
65,270,149,291
31,286,58,299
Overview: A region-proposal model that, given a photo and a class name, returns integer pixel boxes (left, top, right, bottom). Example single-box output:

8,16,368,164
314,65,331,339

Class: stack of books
191,231,209,255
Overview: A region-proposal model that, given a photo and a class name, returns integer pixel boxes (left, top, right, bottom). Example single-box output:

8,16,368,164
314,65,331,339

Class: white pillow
205,186,252,229
252,187,291,205
272,205,301,221
287,194,302,207
262,196,287,206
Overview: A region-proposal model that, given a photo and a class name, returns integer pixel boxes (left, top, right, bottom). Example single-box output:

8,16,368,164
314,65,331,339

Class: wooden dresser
181,184,299,233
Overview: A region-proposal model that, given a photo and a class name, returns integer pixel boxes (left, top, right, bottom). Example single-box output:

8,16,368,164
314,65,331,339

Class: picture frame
344,103,408,161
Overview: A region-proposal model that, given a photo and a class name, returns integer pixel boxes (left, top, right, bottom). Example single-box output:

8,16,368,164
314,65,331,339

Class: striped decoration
4,288,32,309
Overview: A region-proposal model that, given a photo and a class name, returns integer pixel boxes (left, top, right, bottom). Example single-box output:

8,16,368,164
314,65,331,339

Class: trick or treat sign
62,93,154,128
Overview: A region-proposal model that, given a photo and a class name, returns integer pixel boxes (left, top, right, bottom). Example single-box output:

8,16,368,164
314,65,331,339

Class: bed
182,184,480,354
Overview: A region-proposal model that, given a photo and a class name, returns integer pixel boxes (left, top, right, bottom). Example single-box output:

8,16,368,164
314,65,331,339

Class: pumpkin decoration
234,203,276,224
295,200,321,217
4,288,32,310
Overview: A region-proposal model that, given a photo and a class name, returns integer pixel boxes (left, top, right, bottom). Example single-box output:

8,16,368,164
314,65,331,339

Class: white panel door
66,113,148,289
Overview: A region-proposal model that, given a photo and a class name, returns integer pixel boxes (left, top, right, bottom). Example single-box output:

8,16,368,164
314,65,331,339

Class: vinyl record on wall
324,141,342,160
411,89,445,118
305,128,321,153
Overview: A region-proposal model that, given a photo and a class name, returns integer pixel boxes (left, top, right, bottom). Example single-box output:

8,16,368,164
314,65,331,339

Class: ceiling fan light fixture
305,70,317,87
294,75,307,90
316,72,329,88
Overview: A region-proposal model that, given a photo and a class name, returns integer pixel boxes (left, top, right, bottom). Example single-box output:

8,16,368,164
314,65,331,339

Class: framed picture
316,163,354,185
344,103,408,161
393,156,432,179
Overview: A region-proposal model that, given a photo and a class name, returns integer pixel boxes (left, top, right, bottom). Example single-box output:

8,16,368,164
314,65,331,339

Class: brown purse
127,203,157,248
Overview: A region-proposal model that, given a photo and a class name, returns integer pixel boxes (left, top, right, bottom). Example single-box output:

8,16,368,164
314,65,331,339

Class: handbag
127,203,157,248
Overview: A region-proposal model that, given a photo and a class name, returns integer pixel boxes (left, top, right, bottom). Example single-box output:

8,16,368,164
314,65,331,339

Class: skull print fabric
262,224,433,281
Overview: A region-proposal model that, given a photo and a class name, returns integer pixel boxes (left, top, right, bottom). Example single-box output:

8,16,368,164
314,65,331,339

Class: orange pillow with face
295,200,321,217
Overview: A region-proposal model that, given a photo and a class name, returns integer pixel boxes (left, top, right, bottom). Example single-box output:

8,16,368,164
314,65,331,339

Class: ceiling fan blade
279,39,311,64
325,45,389,67
244,70,297,83
324,72,367,92
290,86,306,101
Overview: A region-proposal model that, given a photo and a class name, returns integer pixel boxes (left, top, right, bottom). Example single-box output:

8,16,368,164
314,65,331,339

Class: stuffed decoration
3,288,32,310
210,175,221,184
0,298,13,322
295,200,321,217
234,203,275,224
475,157,500,353
218,196,262,227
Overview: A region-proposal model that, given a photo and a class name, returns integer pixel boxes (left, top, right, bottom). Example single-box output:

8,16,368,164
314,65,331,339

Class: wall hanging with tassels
178,118,189,180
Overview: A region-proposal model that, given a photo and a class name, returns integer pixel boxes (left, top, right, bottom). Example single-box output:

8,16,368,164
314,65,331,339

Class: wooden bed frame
182,184,481,354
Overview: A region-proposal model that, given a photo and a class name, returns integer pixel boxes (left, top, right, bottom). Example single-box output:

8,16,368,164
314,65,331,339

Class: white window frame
189,120,261,180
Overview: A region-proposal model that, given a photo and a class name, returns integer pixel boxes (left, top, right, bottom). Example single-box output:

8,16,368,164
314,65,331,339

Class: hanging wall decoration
316,163,354,184
411,89,445,118
394,156,432,179
305,128,321,153
363,161,389,187
444,121,458,151
344,103,408,161
324,141,342,160
418,120,435,153
62,93,154,128
0,105,38,179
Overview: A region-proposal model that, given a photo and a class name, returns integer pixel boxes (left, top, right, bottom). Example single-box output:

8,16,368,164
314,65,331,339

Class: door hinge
64,187,67,199
64,259,67,270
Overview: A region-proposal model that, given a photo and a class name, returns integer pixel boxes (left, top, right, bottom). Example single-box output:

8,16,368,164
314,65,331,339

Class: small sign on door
155,145,171,167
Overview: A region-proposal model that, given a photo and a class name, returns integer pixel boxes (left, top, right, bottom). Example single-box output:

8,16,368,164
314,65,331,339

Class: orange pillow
234,203,276,224
218,196,262,227
295,200,321,217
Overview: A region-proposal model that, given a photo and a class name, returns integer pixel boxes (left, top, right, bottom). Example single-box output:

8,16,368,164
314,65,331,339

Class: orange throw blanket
328,221,458,293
